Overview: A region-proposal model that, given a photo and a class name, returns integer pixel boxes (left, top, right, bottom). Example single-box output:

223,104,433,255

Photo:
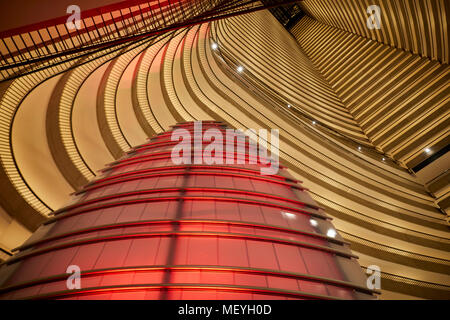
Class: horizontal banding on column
5,229,356,267
0,265,378,298
17,218,345,252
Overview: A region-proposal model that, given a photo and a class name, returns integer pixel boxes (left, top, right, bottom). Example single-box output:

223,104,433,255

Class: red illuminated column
0,121,376,300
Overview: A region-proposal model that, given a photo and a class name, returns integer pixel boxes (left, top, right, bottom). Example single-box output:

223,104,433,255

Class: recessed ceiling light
312,121,316,125
310,219,318,227
282,212,296,219
237,65,244,73
327,228,337,238
358,146,362,151
287,104,291,108
425,148,431,153
382,157,386,161
211,42,218,50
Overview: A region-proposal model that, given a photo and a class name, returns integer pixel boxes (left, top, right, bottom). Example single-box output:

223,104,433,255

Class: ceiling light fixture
282,212,296,219
327,229,337,238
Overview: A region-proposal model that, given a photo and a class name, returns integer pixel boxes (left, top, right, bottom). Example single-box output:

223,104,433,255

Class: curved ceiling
298,0,449,64
0,3,449,299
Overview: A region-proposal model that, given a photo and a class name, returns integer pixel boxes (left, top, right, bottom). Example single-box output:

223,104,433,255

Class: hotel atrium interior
0,0,448,300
